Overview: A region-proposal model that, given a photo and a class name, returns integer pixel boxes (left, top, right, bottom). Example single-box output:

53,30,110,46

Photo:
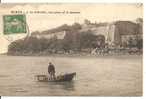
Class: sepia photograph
0,3,143,96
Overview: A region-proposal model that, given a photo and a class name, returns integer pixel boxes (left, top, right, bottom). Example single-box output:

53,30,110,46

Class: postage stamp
3,14,27,35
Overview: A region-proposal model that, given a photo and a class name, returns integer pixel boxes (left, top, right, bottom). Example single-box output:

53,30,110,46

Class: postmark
3,14,27,35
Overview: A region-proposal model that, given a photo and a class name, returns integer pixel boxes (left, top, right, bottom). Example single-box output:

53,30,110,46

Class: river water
0,55,142,96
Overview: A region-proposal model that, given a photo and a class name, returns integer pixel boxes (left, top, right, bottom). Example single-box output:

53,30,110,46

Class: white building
32,31,66,40
80,23,115,44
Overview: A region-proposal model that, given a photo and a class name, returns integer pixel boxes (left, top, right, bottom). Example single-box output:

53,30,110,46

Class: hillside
7,19,143,55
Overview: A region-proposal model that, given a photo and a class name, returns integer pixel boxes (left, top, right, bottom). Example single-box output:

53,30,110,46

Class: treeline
7,33,142,55
8,31,103,54
7,18,143,55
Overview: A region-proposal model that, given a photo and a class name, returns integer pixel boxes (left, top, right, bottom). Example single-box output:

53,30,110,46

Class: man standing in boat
48,62,56,80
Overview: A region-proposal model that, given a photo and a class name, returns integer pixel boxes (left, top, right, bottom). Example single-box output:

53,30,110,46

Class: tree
137,38,143,49
71,23,82,30
79,31,98,49
84,19,91,25
136,18,143,25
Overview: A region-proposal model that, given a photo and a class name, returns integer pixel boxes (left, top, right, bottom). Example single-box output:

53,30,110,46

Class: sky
0,3,143,53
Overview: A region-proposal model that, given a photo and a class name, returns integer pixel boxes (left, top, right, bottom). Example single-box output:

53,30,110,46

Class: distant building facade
80,21,115,45
113,21,142,46
31,31,66,40
31,19,143,48
80,20,142,47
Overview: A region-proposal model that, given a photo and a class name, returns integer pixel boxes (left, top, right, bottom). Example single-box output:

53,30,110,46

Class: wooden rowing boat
36,72,76,82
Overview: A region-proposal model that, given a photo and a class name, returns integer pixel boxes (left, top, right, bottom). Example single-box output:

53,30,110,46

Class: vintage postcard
0,3,143,96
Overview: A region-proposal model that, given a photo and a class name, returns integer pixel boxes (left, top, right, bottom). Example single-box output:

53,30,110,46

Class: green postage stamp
3,14,27,35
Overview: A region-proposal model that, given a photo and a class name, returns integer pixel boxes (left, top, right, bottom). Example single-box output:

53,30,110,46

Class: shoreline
0,53,143,58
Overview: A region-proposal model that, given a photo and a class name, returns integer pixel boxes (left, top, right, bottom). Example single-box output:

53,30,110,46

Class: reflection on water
0,55,142,96
35,81,75,91
58,81,75,91
0,75,9,77
48,81,75,91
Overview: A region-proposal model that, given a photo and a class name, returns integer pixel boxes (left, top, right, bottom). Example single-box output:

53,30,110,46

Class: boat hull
36,72,76,82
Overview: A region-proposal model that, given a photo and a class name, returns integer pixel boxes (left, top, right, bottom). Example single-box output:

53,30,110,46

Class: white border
1,96,145,99
0,0,145,99
1,0,144,3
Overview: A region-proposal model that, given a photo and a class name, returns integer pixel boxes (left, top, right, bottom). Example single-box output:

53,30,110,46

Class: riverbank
1,52,143,59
